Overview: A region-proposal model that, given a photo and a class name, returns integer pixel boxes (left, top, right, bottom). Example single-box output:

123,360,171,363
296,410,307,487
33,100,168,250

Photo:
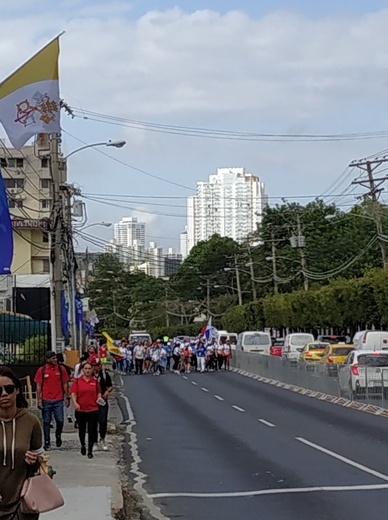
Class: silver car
338,350,388,399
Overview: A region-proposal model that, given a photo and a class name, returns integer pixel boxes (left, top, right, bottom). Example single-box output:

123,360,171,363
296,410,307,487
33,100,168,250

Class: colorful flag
102,331,123,359
0,167,13,274
0,36,61,150
202,317,218,340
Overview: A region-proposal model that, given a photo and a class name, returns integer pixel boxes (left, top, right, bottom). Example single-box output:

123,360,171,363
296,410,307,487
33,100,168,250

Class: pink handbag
21,473,64,514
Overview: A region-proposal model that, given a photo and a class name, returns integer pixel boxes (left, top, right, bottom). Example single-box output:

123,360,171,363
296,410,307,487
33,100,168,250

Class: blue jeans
42,400,64,446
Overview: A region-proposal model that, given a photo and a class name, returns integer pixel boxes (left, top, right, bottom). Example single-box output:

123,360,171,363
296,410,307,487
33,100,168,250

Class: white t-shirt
151,348,160,362
134,345,145,360
173,346,180,356
120,346,128,359
224,344,231,355
74,362,83,378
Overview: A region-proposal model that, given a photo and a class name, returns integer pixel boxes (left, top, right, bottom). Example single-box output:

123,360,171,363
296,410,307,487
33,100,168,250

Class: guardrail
231,351,388,408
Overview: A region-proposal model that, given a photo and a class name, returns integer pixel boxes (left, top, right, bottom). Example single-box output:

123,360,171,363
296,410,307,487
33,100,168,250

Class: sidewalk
41,395,123,520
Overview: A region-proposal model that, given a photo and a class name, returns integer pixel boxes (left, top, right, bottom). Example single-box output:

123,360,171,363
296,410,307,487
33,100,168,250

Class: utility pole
270,234,279,295
350,157,388,268
62,184,77,350
206,276,211,319
49,134,64,351
234,255,243,306
247,244,257,301
296,214,309,291
165,285,170,327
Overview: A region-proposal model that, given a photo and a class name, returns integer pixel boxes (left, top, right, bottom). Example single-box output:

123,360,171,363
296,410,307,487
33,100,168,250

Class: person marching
159,343,168,374
92,360,113,450
151,343,161,375
183,343,191,374
223,338,233,371
133,342,145,375
71,361,102,459
34,351,70,451
216,341,225,371
172,342,181,373
196,340,206,373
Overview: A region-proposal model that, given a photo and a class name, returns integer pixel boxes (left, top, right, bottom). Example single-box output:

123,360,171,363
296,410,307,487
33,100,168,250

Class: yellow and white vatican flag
0,35,62,150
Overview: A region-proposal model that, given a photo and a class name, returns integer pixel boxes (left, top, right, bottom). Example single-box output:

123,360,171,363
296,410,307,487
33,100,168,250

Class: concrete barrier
231,350,340,396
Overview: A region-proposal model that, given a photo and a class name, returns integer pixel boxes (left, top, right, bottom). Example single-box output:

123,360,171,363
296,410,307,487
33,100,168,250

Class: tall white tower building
187,167,266,253
113,217,146,248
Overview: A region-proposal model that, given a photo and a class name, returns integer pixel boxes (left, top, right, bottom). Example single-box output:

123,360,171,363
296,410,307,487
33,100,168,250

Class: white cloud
2,4,388,248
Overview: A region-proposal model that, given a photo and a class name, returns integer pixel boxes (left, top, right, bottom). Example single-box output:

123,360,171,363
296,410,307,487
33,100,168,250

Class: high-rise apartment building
0,140,66,275
113,216,146,248
187,167,266,253
179,226,189,259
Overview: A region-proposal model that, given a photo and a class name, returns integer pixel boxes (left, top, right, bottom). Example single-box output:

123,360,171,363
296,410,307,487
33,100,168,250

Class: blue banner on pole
0,167,13,274
61,290,69,342
75,294,84,329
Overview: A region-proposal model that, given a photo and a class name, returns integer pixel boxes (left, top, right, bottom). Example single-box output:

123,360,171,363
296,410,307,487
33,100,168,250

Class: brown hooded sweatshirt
0,408,43,519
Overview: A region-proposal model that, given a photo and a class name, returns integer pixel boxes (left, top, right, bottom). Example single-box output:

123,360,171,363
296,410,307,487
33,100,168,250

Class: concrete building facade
187,167,266,253
0,141,66,275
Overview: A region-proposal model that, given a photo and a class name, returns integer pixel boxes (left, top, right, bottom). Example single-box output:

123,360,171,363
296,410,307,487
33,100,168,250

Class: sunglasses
0,384,16,397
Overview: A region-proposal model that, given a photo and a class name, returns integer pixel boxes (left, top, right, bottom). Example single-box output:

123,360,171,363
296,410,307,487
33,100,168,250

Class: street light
63,140,127,160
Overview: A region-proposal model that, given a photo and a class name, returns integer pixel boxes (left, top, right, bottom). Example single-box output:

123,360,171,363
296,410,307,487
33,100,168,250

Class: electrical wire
70,107,388,142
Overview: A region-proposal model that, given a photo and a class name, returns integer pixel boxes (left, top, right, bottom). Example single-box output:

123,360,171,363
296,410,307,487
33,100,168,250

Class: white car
338,350,388,399
282,333,315,361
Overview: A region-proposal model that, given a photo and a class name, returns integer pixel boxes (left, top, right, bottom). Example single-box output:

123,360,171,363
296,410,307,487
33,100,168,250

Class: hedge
222,269,388,334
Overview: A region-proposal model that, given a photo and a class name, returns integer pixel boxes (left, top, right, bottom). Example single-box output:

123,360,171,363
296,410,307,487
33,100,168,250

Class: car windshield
244,334,269,346
308,344,327,350
358,354,388,367
291,335,312,346
131,335,150,342
332,347,354,356
273,340,284,346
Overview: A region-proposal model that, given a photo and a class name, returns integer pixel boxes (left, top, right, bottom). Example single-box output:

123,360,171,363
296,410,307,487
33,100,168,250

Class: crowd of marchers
114,337,233,376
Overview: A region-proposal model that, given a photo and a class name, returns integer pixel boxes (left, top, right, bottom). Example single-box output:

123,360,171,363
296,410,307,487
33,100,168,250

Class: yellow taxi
320,344,355,375
299,342,330,363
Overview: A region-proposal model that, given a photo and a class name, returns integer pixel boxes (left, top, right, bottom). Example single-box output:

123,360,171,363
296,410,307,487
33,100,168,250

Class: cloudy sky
2,0,388,251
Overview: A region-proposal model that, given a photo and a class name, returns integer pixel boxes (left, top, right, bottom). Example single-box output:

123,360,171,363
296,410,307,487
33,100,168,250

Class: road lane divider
149,483,388,499
201,387,209,392
183,376,188,380
214,395,224,401
232,405,245,412
191,381,198,386
296,437,388,482
258,419,275,428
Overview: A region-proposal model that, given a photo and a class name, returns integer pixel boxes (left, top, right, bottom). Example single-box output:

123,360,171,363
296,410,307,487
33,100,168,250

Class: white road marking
232,405,245,412
120,386,168,519
191,381,198,386
258,419,275,428
214,395,224,401
183,376,188,380
149,483,388,499
201,387,209,392
296,437,388,482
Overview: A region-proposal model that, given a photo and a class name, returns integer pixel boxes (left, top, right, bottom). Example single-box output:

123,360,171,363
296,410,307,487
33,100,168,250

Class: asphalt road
119,369,388,520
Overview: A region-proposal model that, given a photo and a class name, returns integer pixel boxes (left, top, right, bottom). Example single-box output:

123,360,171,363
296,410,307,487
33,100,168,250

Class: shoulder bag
20,463,64,514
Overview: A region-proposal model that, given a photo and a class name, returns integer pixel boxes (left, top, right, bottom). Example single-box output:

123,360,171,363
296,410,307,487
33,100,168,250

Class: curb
231,367,388,418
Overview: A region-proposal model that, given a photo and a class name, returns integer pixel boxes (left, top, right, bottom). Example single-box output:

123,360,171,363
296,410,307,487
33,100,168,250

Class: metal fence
231,351,388,409
0,312,50,365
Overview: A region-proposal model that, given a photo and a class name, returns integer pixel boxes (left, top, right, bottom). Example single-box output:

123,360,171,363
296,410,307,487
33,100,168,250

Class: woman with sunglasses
0,367,44,520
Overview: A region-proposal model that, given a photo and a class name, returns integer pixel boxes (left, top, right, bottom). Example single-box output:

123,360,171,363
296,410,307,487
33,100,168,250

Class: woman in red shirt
70,361,102,459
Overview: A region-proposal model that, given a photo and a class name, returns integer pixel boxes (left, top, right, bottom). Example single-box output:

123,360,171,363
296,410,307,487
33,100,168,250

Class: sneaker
81,446,86,456
44,444,50,451
101,439,108,451
87,452,94,459
56,436,62,448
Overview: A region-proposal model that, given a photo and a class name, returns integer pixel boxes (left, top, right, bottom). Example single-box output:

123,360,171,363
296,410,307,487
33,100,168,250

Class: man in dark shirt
92,360,113,450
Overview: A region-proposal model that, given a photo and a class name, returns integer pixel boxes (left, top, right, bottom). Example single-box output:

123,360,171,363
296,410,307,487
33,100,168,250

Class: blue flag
0,167,13,274
75,294,84,329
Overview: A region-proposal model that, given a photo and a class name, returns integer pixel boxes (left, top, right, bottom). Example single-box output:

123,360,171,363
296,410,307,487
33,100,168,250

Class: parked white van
352,330,388,351
236,331,271,354
282,333,315,361
217,331,238,350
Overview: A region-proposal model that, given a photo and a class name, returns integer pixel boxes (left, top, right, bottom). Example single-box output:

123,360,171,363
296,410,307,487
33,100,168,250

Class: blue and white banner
75,294,84,329
0,167,13,274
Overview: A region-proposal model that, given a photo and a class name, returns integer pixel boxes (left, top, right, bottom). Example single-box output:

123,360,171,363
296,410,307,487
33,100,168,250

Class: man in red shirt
34,351,70,451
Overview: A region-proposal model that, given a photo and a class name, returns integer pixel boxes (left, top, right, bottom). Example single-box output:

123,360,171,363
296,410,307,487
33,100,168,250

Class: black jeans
75,410,98,453
98,401,109,440
173,355,180,370
135,358,143,374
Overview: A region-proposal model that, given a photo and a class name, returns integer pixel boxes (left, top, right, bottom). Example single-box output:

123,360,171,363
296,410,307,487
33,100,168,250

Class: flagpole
0,32,65,88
